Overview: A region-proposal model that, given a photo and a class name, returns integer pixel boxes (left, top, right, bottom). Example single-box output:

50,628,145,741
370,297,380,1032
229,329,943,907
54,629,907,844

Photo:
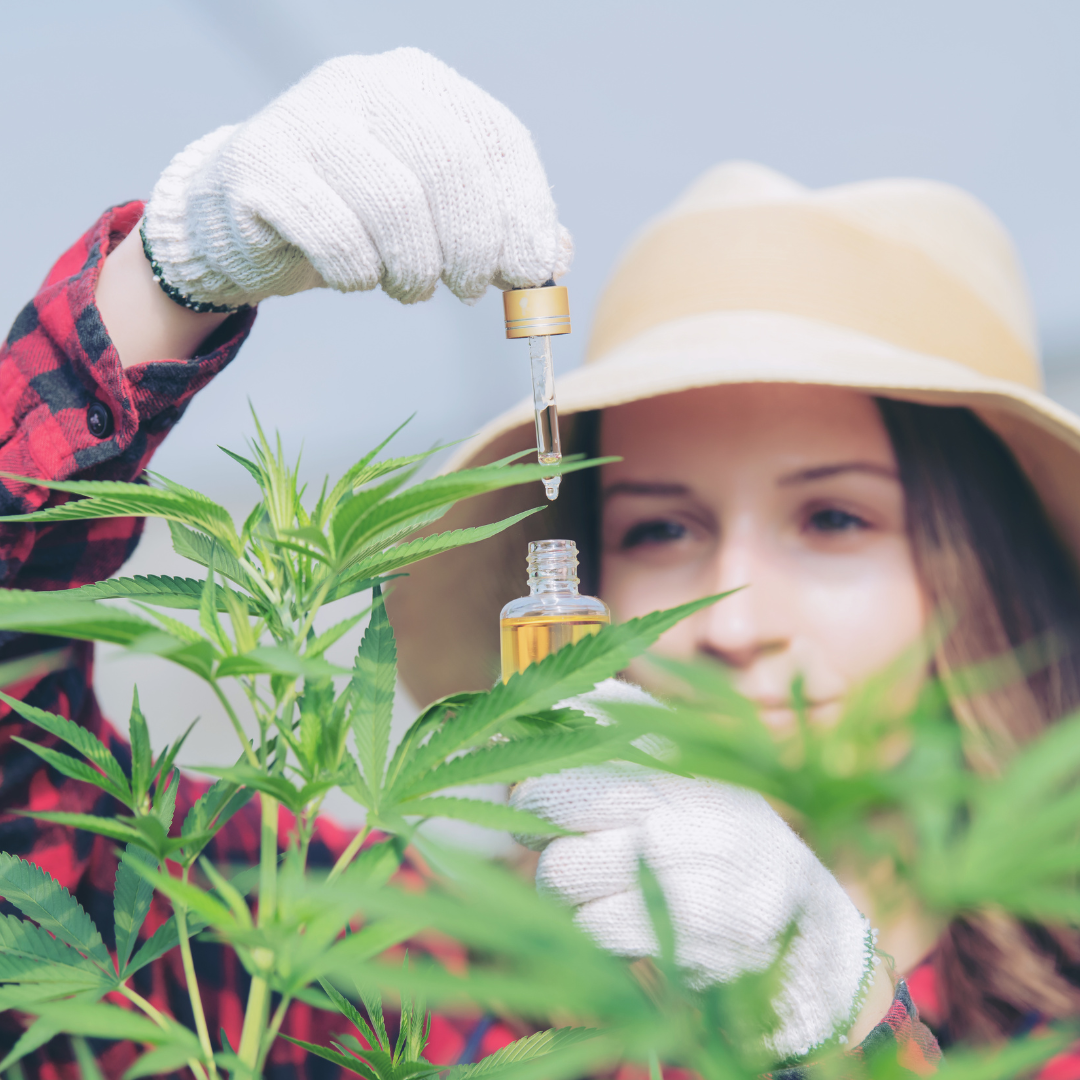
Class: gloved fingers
534,828,641,906
573,889,658,960
301,119,444,302
314,50,502,302
417,56,569,289
220,150,384,297
510,765,666,833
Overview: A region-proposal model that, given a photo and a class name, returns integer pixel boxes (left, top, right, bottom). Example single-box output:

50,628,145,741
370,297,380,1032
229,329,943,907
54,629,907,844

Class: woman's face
599,383,928,727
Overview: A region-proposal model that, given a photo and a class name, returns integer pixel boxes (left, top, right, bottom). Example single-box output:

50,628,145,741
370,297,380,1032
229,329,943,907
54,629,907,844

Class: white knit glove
511,680,876,1061
142,48,571,311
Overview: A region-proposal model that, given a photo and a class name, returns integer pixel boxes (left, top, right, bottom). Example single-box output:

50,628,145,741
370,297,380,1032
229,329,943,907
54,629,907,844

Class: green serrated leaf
335,456,610,564
114,845,157,974
122,1043,197,1080
17,810,152,852
168,520,257,592
0,1015,64,1074
0,853,110,966
10,738,132,805
393,796,569,836
305,604,373,661
0,691,131,797
128,687,152,808
71,1035,108,1080
278,1035,380,1080
395,726,629,801
123,857,236,929
219,445,265,486
342,508,544,585
450,1027,599,1080
29,999,201,1048
62,574,259,613
388,596,723,802
352,586,396,802
194,765,304,815
0,912,109,984
177,777,254,864
215,646,351,680
124,908,209,976
199,546,233,655
0,473,242,554
0,600,166,648
316,977,382,1051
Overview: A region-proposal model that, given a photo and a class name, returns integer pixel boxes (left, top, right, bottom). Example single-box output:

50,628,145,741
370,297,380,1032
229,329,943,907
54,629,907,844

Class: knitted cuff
139,219,249,315
141,123,260,311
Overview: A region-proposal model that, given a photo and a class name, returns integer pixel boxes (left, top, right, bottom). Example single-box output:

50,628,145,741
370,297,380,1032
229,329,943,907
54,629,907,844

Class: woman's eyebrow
602,480,691,500
778,461,898,485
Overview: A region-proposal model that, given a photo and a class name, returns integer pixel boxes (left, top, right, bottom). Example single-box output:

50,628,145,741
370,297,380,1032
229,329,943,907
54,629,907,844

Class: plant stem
119,983,210,1080
648,1051,663,1080
238,973,270,1069
257,993,293,1073
239,792,280,1070
176,882,221,1080
209,678,261,768
328,824,370,882
258,794,279,925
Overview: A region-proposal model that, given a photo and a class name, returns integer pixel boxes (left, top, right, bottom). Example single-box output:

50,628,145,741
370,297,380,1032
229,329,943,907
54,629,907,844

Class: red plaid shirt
0,204,521,1079
0,205,942,1079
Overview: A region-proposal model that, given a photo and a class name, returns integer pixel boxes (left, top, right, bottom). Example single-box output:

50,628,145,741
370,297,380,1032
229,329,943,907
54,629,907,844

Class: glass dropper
529,334,561,499
503,280,571,501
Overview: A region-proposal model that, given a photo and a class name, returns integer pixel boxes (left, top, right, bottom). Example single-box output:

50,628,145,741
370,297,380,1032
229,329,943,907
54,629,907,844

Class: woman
386,162,1080,1068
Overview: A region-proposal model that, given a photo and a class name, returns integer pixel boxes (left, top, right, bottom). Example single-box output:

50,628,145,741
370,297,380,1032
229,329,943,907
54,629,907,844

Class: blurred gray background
2,0,1078,841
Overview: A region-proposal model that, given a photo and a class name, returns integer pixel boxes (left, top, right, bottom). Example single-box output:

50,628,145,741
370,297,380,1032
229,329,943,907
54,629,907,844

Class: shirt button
86,401,114,439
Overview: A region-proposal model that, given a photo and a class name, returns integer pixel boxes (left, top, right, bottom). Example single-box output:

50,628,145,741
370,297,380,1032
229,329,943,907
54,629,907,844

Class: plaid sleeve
0,213,509,1077
0,200,255,591
768,980,943,1080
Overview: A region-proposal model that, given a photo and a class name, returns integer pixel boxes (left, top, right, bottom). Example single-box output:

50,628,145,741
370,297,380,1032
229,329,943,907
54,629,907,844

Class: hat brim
388,310,1080,706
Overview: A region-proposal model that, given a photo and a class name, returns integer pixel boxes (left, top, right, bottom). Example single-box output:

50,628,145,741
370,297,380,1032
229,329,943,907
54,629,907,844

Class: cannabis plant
0,419,715,1079
0,419,1079,1080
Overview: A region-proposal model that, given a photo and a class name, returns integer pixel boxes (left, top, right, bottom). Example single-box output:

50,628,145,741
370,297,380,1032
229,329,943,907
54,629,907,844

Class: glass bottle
500,539,610,682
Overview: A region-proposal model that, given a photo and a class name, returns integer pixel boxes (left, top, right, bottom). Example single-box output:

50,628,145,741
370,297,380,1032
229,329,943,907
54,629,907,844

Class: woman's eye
807,508,869,533
621,520,687,549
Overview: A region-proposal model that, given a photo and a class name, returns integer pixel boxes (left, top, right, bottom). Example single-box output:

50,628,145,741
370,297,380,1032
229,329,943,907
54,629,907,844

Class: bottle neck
527,539,581,597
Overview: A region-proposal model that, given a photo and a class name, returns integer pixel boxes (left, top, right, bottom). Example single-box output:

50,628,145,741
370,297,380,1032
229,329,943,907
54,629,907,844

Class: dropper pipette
503,281,571,501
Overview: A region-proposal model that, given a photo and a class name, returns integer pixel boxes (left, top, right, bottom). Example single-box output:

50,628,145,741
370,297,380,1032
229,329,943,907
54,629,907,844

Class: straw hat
387,161,1080,707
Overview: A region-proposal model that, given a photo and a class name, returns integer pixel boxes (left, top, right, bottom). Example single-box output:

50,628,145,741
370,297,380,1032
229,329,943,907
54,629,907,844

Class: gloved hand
511,680,876,1061
142,48,571,312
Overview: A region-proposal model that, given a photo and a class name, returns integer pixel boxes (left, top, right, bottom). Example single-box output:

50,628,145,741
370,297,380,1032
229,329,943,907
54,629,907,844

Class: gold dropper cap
503,284,571,339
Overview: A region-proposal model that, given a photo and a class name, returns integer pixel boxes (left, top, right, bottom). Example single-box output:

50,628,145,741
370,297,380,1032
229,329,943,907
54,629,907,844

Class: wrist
95,223,230,369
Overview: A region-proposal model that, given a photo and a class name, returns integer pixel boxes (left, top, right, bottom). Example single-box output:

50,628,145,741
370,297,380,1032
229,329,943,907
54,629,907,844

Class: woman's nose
697,534,788,671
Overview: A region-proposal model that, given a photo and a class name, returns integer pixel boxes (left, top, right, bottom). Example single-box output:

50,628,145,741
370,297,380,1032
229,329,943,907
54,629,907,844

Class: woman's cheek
797,545,927,694
601,557,704,687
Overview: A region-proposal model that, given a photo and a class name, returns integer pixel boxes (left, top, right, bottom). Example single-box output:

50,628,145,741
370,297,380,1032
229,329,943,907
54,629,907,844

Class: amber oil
500,540,609,682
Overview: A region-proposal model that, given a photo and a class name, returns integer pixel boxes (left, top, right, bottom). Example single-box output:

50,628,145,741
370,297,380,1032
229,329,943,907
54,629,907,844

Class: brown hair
877,398,1080,1045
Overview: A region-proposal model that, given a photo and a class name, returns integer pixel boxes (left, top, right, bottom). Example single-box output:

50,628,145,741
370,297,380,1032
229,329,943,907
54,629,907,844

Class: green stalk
258,793,279,925
257,993,293,1073
210,678,261,769
239,791,280,1069
176,880,220,1080
328,824,370,882
238,974,270,1069
121,965,211,1080
648,1051,663,1080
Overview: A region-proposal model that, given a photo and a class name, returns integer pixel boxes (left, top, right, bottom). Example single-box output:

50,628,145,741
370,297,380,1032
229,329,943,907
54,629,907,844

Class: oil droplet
543,476,561,501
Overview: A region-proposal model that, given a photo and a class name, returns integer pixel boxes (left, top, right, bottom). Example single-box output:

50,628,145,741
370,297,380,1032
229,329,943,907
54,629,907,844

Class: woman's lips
750,698,841,728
